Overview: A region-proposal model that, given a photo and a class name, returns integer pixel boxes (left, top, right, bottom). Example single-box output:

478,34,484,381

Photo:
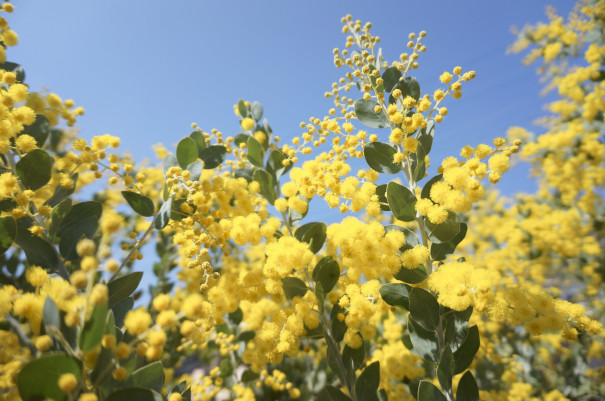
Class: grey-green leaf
295,222,327,254
431,223,467,261
79,303,108,352
409,288,440,331
417,380,447,401
253,169,276,205
408,316,439,362
122,191,155,217
16,149,53,190
108,271,143,307
364,142,401,174
386,181,417,222
382,67,402,92
355,361,380,401
453,325,480,374
379,283,411,310
425,211,460,244
281,277,308,299
246,136,264,168
199,145,227,169
355,99,389,129
456,371,479,401
176,137,198,169
0,216,16,254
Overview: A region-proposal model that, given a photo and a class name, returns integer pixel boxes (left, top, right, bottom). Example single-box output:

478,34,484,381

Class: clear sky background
8,1,573,199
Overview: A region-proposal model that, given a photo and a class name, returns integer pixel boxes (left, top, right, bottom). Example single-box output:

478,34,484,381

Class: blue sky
8,1,573,197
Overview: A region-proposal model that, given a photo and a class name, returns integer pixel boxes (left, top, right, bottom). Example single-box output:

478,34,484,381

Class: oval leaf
281,276,308,299
122,191,155,217
431,223,467,261
106,388,163,401
453,325,480,374
425,211,460,244
379,283,411,310
17,354,80,401
176,137,198,169
410,287,440,331
108,271,143,307
355,361,380,401
394,264,428,284
382,66,402,92
295,222,327,254
364,142,401,174
386,181,417,222
199,145,227,169
456,371,479,401
355,99,389,129
246,136,264,168
253,169,276,205
16,149,53,190
79,302,108,352
417,380,447,401
389,77,421,104
131,361,165,392
189,130,207,154
408,316,439,362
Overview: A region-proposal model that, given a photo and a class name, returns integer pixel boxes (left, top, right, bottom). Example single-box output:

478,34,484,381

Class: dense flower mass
0,3,603,401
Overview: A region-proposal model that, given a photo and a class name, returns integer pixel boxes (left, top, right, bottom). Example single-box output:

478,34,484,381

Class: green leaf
394,265,428,284
0,61,25,83
253,169,276,205
409,288,440,331
43,296,60,328
355,99,389,129
385,224,419,251
437,346,454,393
15,227,62,277
189,131,207,154
132,361,164,392
57,201,102,237
228,308,243,325
169,381,191,401
355,361,380,401
233,133,250,148
251,101,263,121
59,215,98,260
45,173,77,207
237,99,248,118
176,137,198,169
408,316,439,362
266,149,291,180
389,77,421,104
375,184,390,211
456,371,479,401
453,325,480,374
312,256,340,293
0,216,16,254
106,388,163,401
425,211,460,244
431,223,467,261
382,66,402,92
16,149,53,190
111,297,134,328
379,283,411,309
186,160,204,181
421,174,443,200
326,385,353,401
49,198,71,239
326,335,345,383
154,198,172,229
295,222,327,254
445,306,472,352
122,191,155,217
22,114,50,148
412,143,427,181
79,302,108,352
233,168,253,182
364,142,401,174
378,389,388,401
163,153,178,173
236,330,255,343
17,353,80,401
281,276,308,299
386,182,417,222
108,271,143,307
331,304,347,342
417,380,447,401
246,136,264,167
241,369,260,382
418,120,435,154
199,145,227,169
343,343,365,371
220,358,233,377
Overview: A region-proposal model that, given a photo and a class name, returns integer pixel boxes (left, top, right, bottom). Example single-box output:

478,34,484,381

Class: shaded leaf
421,174,443,200
58,215,98,260
56,201,102,237
154,198,172,229
386,181,417,222
106,388,163,401
295,222,327,254
437,346,454,392
364,142,401,174
425,211,460,244
45,173,77,207
234,168,254,182
326,385,353,401
246,136,264,167
409,288,440,331
111,297,134,328
408,316,439,362
79,303,108,352
199,145,227,169
453,325,480,374
382,66,402,92
132,361,164,392
281,277,308,299
355,361,380,401
394,265,428,284
189,131,207,154
108,271,143,307
431,223,467,261
22,114,50,148
251,101,263,121
266,149,291,180
15,227,62,277
389,77,421,104
0,216,16,254
417,380,447,401
313,256,340,293
253,169,276,205
122,191,155,217
379,283,411,310
456,371,479,401
16,149,53,190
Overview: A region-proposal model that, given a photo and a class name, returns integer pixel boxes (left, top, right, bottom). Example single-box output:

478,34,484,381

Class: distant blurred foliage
0,2,603,401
